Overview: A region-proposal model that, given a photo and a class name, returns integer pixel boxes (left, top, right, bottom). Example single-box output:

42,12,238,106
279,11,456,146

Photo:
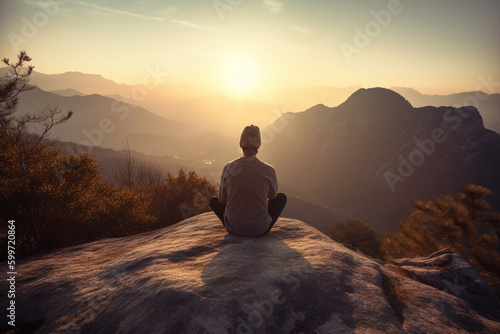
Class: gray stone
1,213,499,333
390,248,500,322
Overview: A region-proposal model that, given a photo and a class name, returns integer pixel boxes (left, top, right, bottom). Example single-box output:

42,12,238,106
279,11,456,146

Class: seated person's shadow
199,232,355,332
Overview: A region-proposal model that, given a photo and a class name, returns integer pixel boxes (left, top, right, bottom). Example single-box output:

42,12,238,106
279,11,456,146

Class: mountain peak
341,87,413,111
4,213,499,333
304,103,330,113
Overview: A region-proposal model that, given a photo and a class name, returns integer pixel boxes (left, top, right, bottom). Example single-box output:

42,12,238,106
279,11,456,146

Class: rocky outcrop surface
1,213,499,333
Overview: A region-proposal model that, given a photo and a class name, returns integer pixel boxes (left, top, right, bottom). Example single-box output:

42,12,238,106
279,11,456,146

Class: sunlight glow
221,54,259,97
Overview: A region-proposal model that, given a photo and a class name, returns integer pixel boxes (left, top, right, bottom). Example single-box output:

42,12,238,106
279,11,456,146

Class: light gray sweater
219,156,278,236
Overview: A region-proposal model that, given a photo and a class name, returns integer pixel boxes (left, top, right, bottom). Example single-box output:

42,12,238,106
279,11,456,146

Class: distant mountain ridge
49,88,85,97
30,70,131,96
4,68,498,135
17,87,187,152
392,86,500,133
262,87,500,231
17,87,245,163
16,69,283,137
3,69,497,121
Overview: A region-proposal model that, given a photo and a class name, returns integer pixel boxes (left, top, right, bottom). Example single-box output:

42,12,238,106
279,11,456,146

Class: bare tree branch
1,51,73,174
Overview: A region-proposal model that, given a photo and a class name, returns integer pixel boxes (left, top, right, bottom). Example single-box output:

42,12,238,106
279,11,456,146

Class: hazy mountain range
391,86,500,134
23,70,500,133
28,70,286,137
18,87,185,148
262,88,500,230
5,69,500,232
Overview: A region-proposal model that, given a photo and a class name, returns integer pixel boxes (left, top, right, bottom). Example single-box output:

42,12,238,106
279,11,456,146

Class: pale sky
1,0,499,95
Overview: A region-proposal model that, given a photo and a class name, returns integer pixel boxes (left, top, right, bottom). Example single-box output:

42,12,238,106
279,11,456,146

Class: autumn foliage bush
327,219,381,258
0,133,216,257
326,184,500,294
149,169,217,227
0,51,216,257
380,184,500,293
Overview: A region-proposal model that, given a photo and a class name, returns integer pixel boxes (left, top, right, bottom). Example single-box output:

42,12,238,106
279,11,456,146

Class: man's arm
219,164,228,204
268,167,278,200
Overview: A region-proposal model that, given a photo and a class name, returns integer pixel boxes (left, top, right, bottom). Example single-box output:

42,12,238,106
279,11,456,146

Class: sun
222,54,259,97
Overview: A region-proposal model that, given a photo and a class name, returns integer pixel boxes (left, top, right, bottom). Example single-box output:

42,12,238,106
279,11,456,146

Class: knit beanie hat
240,125,261,149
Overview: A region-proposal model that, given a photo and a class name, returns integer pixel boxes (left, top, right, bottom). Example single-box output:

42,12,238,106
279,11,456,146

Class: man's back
209,124,287,236
219,156,278,236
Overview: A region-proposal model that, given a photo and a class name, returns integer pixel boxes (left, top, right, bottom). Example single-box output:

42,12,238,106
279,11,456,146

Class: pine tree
0,51,72,174
327,219,381,257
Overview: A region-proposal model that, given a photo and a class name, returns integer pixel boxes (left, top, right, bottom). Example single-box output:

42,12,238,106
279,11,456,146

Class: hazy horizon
1,0,499,97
